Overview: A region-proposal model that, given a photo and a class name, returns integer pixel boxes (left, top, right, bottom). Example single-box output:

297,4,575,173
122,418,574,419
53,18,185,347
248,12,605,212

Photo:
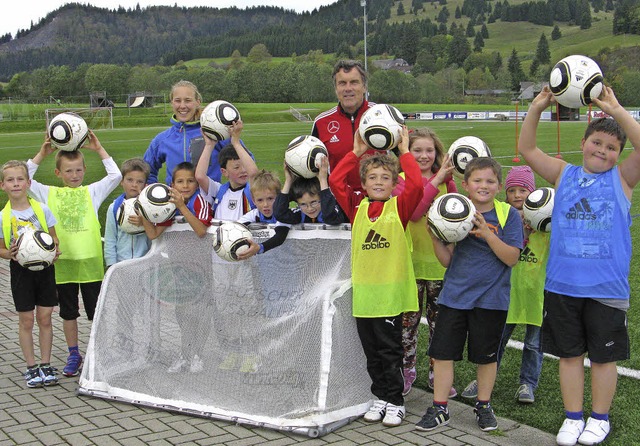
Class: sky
1,1,339,37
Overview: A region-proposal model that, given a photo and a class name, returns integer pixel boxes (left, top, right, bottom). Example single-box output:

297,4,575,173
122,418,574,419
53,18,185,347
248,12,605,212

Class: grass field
1,109,639,444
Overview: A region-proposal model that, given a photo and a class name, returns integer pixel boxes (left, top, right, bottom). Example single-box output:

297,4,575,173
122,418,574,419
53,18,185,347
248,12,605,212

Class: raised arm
518,86,567,186
229,120,259,181
195,133,216,192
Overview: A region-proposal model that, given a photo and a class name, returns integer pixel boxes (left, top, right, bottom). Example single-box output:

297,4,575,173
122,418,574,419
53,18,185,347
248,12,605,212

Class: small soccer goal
45,107,114,131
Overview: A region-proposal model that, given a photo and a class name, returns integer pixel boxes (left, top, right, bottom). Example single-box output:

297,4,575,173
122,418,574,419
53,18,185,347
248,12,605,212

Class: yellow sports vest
2,198,49,248
48,186,104,283
351,197,418,317
400,174,447,280
506,230,550,326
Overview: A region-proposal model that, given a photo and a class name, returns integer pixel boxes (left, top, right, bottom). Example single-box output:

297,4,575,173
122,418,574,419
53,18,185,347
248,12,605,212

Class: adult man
312,60,373,191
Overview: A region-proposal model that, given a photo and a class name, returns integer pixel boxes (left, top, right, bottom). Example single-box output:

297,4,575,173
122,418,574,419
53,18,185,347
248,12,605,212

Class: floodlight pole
361,0,367,74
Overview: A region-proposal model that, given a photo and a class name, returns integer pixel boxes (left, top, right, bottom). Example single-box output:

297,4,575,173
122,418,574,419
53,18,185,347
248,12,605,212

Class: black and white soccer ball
427,193,476,243
447,136,492,178
134,183,176,224
200,100,241,141
358,104,405,151
116,197,145,234
284,135,329,179
213,222,253,262
48,112,89,151
549,55,604,109
523,187,555,232
16,230,56,271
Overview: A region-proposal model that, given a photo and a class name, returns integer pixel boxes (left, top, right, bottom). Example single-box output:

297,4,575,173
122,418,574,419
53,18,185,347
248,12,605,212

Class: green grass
0,109,639,444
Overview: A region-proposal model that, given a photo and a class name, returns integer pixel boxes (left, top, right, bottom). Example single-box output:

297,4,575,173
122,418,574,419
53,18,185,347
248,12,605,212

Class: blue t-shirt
437,205,523,311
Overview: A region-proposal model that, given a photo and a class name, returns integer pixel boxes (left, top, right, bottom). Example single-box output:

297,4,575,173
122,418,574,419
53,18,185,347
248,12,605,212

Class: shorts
542,291,629,363
57,281,102,321
10,260,57,312
428,305,507,364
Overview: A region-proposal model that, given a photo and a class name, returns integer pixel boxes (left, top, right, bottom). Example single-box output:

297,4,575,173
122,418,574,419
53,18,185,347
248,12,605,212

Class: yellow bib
351,197,418,317
2,198,48,248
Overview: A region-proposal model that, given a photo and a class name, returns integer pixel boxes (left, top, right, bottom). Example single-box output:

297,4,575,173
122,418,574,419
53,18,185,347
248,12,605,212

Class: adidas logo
361,229,390,250
329,135,340,143
519,246,539,263
565,198,597,221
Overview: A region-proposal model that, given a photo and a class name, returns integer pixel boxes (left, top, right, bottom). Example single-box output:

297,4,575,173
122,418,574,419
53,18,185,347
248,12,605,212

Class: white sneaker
363,399,387,422
557,418,585,446
382,404,405,427
578,417,610,445
167,357,187,373
190,355,203,373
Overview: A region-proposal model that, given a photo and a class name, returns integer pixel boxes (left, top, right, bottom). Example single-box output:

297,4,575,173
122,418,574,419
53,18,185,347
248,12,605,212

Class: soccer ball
116,197,145,235
427,193,476,243
213,222,253,262
134,183,176,224
15,230,56,271
447,136,492,178
284,135,329,178
200,100,241,141
549,55,604,109
48,112,89,151
358,104,405,151
523,187,555,232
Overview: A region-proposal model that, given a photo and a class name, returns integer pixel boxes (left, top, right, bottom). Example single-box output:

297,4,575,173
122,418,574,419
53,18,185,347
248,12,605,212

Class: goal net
45,107,114,130
79,223,372,437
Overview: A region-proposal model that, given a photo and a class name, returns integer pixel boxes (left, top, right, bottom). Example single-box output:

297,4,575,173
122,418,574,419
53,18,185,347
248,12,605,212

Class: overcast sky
1,1,339,37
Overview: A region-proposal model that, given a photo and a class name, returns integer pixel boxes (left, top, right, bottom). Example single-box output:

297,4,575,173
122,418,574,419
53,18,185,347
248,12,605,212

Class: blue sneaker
25,367,44,388
63,353,83,377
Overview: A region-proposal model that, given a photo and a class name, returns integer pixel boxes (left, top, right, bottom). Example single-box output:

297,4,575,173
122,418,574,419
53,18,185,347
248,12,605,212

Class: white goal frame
45,107,114,130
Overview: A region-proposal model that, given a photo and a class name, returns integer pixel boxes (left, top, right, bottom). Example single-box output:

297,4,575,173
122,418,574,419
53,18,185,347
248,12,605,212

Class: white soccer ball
358,104,405,151
16,230,56,271
427,193,476,243
200,100,241,141
549,55,604,109
523,187,555,232
284,135,329,179
213,221,253,262
116,197,145,234
48,112,89,151
134,183,176,224
447,136,492,178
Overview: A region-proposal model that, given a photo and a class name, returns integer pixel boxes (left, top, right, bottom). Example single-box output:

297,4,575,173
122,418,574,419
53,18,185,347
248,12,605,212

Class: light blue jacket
104,200,151,267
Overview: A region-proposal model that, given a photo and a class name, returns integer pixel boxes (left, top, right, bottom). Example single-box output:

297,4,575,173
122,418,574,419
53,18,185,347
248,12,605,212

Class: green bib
48,186,104,283
351,197,418,317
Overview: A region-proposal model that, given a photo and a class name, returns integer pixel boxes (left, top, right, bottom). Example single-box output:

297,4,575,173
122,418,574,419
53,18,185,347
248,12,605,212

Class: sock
476,400,491,409
68,346,79,355
591,411,609,421
433,401,448,412
566,410,584,421
27,364,37,370
39,363,50,367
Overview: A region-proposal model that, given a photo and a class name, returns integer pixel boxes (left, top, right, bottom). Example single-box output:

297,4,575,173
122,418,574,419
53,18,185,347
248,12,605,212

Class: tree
397,2,406,15
551,25,562,40
535,33,550,64
481,23,489,38
507,48,525,91
466,20,476,37
447,28,471,66
229,49,243,70
530,58,540,77
247,43,272,64
473,31,485,52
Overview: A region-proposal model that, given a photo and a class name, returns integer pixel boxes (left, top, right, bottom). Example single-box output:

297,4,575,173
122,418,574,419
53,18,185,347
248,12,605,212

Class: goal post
45,107,114,130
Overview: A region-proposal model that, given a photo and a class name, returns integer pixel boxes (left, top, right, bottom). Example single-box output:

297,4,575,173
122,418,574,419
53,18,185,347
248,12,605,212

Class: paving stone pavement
0,258,556,445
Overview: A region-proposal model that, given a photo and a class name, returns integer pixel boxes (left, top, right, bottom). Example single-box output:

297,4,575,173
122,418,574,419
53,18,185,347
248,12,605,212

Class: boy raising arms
28,132,122,377
416,157,523,433
518,85,640,446
329,126,423,427
0,161,60,388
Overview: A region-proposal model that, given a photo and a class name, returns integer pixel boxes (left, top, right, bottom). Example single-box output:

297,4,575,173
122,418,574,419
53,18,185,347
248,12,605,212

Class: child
274,156,347,225
195,120,259,221
391,128,457,397
415,156,523,433
27,132,122,377
0,160,60,388
104,158,152,267
140,161,213,373
329,126,423,427
461,165,549,404
518,85,640,446
236,170,290,259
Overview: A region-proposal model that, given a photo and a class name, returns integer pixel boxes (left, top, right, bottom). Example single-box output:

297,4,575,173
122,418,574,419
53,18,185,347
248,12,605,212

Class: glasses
299,200,321,210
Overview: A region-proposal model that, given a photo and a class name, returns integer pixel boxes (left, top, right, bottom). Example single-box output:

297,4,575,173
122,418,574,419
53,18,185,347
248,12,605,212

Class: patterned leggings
401,279,443,371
